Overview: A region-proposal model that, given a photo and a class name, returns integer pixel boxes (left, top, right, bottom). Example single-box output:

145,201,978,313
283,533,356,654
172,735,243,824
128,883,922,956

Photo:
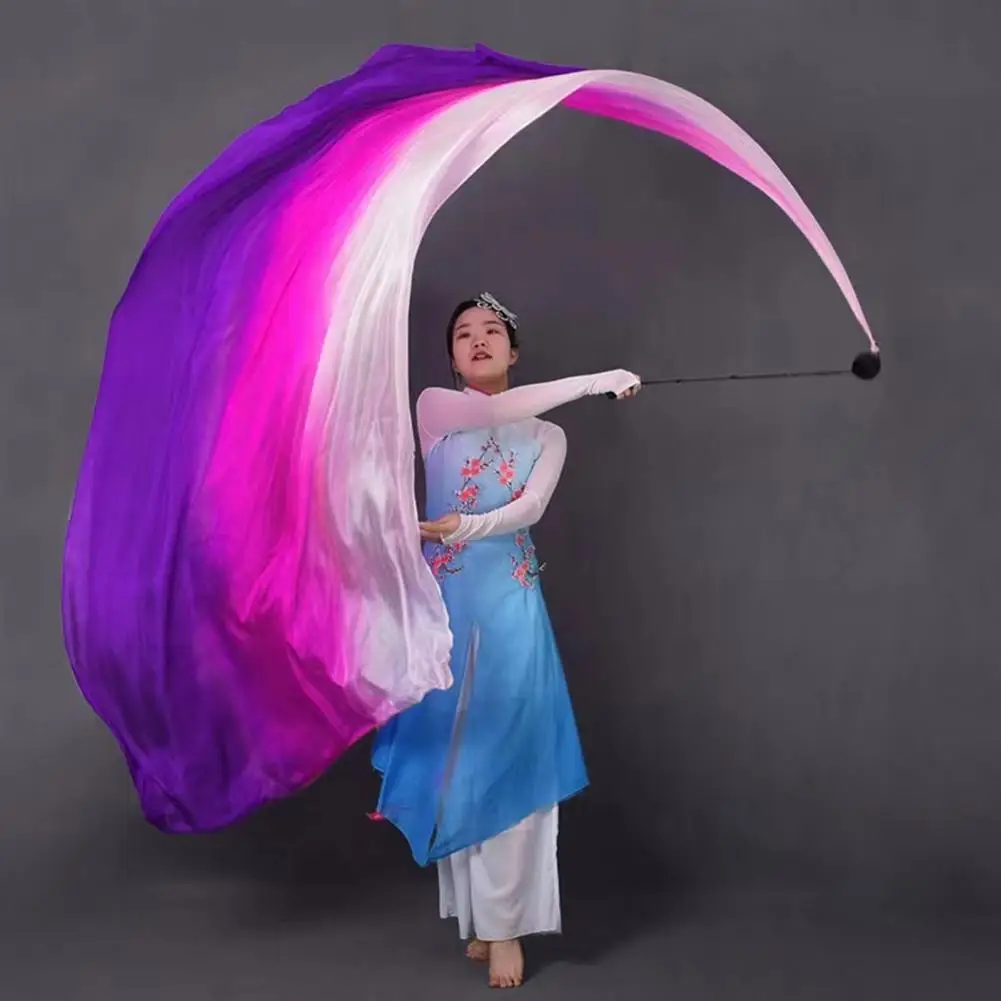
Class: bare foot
465,938,489,962
488,939,524,989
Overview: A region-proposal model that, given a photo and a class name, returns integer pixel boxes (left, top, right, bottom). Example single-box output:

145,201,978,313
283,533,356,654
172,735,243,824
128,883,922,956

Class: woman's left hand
420,512,461,543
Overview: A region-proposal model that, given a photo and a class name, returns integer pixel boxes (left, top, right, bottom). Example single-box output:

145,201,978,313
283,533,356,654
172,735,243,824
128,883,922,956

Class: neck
465,375,509,396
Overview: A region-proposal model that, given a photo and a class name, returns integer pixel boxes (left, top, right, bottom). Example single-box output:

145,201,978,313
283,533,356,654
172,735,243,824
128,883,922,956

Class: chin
467,366,505,382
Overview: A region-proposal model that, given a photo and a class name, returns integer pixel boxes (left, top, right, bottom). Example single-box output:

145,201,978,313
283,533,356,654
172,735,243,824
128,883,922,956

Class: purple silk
63,45,576,833
64,43,875,837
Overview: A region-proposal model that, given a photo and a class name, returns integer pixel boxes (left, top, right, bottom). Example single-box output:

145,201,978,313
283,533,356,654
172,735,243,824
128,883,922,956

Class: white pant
437,805,560,941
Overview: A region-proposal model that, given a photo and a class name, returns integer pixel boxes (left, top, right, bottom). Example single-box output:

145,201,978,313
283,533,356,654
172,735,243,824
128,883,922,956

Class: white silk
309,71,877,710
438,805,561,941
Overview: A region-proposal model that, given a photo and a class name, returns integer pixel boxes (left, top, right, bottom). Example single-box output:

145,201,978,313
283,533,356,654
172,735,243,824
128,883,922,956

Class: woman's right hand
420,512,462,543
594,369,642,399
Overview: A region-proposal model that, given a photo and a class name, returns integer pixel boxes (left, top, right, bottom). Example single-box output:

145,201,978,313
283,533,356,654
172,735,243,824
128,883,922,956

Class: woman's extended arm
415,370,639,456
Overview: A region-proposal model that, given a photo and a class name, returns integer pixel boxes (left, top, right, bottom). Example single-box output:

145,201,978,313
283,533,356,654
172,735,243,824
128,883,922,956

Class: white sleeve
441,422,567,545
415,369,639,456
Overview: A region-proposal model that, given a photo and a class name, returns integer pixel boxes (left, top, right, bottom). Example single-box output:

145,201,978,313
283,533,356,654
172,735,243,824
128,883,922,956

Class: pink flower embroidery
510,532,543,588
512,486,525,500
461,457,486,479
456,483,479,507
498,459,516,487
429,541,466,581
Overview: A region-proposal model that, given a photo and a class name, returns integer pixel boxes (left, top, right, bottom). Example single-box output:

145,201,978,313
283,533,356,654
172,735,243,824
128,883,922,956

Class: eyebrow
455,319,503,332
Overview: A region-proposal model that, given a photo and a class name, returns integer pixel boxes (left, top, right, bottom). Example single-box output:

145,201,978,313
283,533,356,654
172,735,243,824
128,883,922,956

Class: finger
421,520,452,539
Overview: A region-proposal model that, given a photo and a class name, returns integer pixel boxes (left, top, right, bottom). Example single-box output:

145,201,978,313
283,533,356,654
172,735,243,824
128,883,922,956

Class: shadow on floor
102,740,705,968
524,797,701,978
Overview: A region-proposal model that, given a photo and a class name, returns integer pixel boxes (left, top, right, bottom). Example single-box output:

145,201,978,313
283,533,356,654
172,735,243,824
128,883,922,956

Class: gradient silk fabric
62,44,877,833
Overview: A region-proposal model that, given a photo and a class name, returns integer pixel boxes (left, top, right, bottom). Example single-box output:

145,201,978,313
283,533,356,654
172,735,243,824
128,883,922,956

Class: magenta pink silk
62,45,876,832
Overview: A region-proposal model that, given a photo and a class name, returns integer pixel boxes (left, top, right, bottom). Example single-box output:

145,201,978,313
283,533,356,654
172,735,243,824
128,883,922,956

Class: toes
487,968,523,989
466,939,489,962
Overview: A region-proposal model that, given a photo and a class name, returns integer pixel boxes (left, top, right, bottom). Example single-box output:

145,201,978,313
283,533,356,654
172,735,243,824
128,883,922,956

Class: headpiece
474,292,518,330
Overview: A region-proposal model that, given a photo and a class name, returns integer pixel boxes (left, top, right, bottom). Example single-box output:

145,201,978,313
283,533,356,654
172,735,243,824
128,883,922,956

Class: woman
372,293,640,988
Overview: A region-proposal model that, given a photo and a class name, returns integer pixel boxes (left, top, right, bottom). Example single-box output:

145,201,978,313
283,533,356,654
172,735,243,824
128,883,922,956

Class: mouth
471,351,492,362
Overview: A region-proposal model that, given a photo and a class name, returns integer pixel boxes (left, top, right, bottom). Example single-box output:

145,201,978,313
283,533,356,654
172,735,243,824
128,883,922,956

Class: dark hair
445,299,520,360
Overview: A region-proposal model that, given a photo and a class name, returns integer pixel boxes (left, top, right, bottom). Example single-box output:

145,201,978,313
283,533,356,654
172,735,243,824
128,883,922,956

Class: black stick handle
604,350,881,397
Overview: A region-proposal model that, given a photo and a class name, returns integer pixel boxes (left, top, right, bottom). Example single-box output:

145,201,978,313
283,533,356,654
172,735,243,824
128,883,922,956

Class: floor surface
5,866,1001,1001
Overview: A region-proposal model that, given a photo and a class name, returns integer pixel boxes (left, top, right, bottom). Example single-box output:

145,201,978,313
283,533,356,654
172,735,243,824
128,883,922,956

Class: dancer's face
450,307,518,390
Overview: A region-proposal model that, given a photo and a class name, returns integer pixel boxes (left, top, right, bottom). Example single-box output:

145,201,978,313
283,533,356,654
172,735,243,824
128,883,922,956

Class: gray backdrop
3,0,1000,941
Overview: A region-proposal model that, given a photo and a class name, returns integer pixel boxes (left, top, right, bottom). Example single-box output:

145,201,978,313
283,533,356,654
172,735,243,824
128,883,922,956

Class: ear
509,348,520,367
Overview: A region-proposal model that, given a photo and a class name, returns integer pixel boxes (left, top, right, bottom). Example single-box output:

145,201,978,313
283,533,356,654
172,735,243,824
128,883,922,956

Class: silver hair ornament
474,292,518,330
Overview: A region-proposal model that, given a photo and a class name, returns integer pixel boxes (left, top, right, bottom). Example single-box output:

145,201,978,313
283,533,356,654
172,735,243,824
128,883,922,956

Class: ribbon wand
605,349,881,396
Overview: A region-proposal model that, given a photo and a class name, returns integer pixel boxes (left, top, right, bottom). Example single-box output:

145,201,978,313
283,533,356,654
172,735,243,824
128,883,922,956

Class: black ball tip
851,350,881,381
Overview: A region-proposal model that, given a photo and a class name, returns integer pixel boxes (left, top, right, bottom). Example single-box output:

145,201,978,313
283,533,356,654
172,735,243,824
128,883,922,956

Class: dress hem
383,779,589,867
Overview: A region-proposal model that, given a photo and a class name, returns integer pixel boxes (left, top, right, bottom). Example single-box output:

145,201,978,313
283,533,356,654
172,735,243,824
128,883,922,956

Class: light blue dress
372,418,588,865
